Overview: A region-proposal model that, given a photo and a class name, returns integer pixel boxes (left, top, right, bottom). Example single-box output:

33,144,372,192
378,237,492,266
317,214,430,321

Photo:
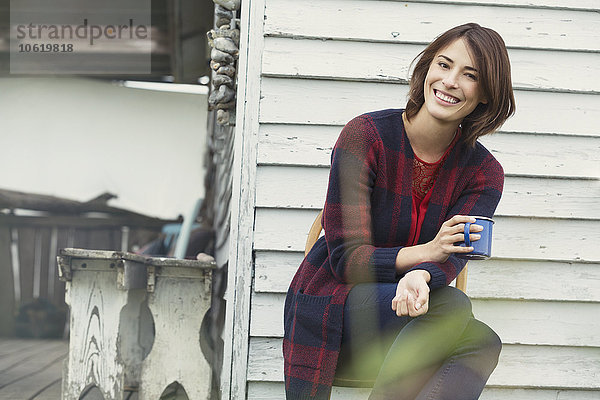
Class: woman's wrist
395,244,429,273
404,269,431,283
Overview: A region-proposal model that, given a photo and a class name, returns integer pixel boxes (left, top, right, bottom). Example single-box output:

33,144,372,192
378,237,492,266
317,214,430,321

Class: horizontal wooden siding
246,0,600,398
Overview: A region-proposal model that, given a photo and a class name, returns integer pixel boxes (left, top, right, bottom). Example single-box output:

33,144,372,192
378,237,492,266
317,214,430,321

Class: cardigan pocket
288,290,344,370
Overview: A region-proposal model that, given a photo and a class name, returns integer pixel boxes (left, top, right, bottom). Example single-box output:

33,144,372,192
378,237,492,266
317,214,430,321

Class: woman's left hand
392,270,430,317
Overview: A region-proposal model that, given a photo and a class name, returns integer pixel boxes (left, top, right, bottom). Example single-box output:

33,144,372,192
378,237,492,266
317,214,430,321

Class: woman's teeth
435,90,459,104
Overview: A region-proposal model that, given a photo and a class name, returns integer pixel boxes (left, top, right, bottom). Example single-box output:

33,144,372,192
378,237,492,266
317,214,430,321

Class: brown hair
405,23,516,147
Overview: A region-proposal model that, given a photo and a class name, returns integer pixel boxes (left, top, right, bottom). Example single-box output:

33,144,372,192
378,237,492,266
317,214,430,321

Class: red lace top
408,129,460,245
413,155,444,200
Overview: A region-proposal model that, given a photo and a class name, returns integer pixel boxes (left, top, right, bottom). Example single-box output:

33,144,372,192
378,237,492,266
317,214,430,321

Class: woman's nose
442,73,459,88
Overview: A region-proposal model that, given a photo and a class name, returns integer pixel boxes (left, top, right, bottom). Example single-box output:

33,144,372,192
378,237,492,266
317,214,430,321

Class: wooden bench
304,210,468,400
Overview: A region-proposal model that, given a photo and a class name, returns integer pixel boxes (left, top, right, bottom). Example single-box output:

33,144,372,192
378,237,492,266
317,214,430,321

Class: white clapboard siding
254,251,600,303
258,125,600,179
233,0,600,398
255,166,600,219
248,381,600,400
410,0,599,10
479,133,600,179
479,388,600,400
254,208,600,262
264,0,600,51
247,337,600,388
258,124,337,167
260,78,600,136
250,292,600,347
263,37,600,93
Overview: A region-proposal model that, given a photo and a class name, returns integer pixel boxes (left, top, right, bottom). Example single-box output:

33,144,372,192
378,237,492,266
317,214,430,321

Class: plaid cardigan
283,109,504,399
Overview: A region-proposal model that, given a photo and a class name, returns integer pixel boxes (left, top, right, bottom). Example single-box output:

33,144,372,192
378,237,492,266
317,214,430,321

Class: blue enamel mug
456,216,494,260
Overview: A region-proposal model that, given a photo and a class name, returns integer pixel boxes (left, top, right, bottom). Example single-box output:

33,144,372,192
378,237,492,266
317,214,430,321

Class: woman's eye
438,62,449,69
465,73,478,81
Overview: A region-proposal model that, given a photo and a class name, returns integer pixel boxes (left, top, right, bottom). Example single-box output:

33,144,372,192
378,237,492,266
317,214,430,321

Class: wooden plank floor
0,337,67,400
0,338,199,399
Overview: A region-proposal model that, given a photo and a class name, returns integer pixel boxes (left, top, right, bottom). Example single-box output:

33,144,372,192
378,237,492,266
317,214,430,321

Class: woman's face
421,38,487,126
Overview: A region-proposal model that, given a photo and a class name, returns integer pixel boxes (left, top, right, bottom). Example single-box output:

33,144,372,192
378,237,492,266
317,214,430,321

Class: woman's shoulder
337,109,399,145
355,108,405,127
474,140,501,163
468,139,505,178
340,108,405,146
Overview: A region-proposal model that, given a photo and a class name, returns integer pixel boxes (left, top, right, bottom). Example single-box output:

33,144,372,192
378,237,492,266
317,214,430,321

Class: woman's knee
429,286,472,319
467,319,502,371
482,323,502,364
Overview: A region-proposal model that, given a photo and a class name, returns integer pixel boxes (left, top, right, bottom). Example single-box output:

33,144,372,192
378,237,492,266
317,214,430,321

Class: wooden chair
304,210,469,398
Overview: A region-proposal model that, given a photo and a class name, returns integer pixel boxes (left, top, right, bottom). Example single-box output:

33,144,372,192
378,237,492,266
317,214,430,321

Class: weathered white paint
247,337,600,389
254,209,600,262
59,250,215,399
254,251,305,293
259,78,600,136
255,166,600,219
480,388,600,400
471,299,600,347
247,381,600,400
264,0,600,51
263,37,600,93
249,292,600,347
139,268,212,400
478,133,600,179
409,0,599,10
63,268,130,399
255,251,600,302
463,259,600,301
225,0,600,397
221,0,266,397
258,124,337,167
489,344,600,388
118,289,148,388
258,125,600,179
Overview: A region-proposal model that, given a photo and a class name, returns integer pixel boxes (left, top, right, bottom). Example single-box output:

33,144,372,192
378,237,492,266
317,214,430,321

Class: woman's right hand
392,269,430,317
424,215,482,263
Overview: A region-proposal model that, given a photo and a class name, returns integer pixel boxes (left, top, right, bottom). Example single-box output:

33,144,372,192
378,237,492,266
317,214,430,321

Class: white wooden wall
226,0,600,398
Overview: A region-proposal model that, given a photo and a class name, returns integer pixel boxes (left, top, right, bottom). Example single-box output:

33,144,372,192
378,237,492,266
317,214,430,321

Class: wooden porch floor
0,337,68,400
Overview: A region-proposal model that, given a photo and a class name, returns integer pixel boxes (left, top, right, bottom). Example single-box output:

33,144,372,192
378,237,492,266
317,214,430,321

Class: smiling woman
283,23,517,400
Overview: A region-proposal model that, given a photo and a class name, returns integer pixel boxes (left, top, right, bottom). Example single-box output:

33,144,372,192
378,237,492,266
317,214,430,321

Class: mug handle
464,222,471,247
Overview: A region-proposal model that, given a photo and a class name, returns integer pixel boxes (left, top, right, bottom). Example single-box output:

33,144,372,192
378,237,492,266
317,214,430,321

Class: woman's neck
403,110,460,163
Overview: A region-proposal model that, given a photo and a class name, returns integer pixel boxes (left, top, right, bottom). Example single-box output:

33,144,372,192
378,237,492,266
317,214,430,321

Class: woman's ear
479,88,488,105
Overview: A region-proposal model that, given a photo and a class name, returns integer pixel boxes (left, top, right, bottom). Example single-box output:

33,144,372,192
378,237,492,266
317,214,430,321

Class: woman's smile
433,89,461,105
